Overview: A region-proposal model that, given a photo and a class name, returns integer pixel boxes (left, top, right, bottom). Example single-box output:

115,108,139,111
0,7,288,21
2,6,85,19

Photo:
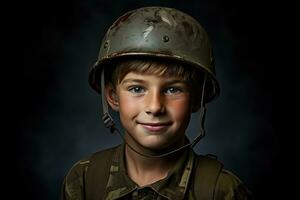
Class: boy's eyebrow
121,79,146,84
162,79,189,85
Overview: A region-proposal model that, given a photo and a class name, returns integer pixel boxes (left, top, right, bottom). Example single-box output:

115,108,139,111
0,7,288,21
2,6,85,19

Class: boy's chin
125,131,185,153
138,141,169,150
137,136,173,148
138,138,182,152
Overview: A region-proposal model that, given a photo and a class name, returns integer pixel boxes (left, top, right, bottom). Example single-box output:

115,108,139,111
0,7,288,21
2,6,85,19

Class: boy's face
107,71,192,150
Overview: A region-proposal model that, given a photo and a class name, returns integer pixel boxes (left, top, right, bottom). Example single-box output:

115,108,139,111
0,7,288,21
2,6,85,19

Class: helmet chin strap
100,69,207,158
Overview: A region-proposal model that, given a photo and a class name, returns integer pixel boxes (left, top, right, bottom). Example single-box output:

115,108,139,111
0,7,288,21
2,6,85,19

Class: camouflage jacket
61,144,250,200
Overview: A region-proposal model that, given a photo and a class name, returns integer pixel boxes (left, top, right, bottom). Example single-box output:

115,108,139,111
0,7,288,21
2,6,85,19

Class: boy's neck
124,133,185,187
124,145,176,187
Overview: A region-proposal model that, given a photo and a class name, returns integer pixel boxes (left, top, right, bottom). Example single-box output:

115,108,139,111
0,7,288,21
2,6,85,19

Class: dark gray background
9,0,277,199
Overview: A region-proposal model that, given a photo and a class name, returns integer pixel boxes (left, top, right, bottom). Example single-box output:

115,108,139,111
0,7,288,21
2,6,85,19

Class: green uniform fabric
61,144,250,200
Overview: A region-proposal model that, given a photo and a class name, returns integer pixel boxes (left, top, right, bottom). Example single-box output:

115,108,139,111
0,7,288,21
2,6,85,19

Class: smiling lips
138,122,172,132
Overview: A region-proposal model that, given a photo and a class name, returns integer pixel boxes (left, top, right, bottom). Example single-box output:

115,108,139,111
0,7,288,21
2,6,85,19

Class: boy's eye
128,86,145,94
164,87,182,95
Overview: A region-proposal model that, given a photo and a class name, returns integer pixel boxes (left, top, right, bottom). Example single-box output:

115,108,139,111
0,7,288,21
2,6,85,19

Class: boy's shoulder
193,153,251,199
67,144,121,174
215,169,252,199
61,145,121,199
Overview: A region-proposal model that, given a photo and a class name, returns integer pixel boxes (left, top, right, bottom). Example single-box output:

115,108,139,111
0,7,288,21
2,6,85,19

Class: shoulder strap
194,154,223,200
85,146,118,200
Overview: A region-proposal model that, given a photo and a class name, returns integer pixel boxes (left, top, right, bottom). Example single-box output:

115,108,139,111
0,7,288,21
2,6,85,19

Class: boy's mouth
137,122,172,132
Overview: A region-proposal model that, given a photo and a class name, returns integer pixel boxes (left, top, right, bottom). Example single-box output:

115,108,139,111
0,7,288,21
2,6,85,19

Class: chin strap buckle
102,112,115,133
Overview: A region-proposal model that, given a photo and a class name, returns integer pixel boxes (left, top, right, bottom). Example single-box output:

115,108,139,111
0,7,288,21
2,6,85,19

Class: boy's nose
145,91,165,115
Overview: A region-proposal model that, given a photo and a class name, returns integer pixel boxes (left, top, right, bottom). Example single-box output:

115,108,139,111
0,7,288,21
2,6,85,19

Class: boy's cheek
119,97,140,113
168,101,191,118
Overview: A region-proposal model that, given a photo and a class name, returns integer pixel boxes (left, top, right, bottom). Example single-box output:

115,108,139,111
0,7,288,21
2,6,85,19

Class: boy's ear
104,84,119,111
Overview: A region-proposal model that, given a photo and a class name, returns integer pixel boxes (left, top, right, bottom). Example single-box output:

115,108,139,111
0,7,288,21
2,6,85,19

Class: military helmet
89,6,220,102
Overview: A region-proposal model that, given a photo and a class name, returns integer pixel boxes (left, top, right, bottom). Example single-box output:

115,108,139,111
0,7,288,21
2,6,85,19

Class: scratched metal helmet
89,6,219,102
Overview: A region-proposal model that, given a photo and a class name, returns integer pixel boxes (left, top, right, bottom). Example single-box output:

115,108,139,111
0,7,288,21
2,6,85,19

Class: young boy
61,7,251,200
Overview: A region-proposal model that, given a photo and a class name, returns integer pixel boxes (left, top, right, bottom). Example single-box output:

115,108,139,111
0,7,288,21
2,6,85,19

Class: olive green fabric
193,154,223,199
61,144,251,200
